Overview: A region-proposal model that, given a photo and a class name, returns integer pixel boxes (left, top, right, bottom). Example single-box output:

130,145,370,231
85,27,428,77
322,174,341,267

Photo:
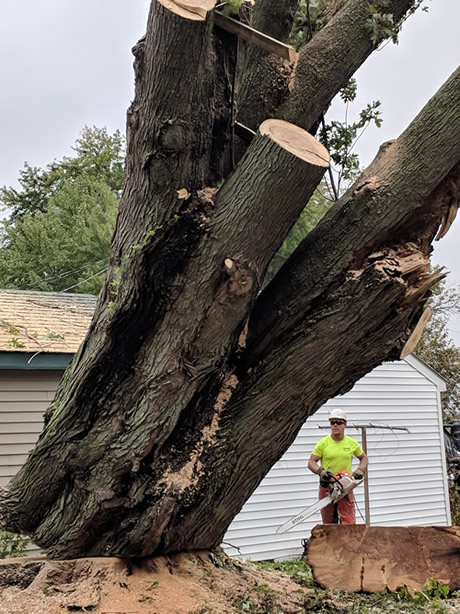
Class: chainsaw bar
276,497,332,534
276,475,361,534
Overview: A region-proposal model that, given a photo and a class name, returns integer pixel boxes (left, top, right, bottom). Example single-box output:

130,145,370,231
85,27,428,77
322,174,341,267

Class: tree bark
246,67,460,360
0,3,459,559
236,0,298,132
0,115,329,556
238,0,418,132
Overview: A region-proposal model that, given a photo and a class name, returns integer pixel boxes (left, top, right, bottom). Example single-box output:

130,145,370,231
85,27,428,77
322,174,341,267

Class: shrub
0,531,29,559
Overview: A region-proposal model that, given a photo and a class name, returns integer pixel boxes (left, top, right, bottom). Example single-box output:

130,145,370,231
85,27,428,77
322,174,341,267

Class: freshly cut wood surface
400,306,432,358
259,119,330,166
158,0,210,20
306,524,460,592
175,0,215,18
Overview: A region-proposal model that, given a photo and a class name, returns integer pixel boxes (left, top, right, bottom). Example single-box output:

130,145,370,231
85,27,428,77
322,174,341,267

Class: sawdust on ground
0,550,310,614
1,549,460,614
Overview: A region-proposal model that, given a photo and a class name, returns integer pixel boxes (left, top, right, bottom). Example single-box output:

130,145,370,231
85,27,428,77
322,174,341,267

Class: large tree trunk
1,1,459,558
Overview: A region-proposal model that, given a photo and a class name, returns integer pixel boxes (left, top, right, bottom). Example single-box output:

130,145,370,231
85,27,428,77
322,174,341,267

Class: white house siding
0,370,61,488
223,356,450,561
0,358,449,562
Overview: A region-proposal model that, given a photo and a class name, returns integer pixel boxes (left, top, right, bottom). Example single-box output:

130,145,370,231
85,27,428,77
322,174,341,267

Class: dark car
444,421,460,490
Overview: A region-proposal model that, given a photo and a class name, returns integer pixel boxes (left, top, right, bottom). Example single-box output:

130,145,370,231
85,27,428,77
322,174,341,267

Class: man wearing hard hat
307,408,368,524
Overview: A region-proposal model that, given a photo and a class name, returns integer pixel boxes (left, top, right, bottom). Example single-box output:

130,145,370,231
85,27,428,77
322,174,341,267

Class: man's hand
319,468,334,487
352,469,365,480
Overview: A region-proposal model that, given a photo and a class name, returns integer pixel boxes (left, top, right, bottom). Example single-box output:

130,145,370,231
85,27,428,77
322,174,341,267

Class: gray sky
0,0,458,341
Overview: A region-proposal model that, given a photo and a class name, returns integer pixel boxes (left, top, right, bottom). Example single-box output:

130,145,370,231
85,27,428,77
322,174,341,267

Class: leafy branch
319,79,382,198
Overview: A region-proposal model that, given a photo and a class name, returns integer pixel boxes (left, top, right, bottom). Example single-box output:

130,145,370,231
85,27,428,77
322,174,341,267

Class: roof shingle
0,289,96,354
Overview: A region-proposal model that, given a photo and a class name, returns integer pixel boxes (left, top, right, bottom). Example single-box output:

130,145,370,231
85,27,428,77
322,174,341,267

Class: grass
0,531,29,559
249,560,459,613
252,559,316,588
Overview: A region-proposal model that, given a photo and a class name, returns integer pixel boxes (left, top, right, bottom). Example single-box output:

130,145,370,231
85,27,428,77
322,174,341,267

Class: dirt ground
0,550,312,614
0,550,459,614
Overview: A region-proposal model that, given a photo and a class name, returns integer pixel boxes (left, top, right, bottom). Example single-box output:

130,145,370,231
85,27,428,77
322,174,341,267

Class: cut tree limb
306,525,460,592
157,0,209,20
214,12,297,62
282,0,420,131
166,0,215,19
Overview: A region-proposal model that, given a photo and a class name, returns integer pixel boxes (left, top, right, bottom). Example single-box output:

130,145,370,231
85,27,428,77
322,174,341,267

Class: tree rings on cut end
259,119,330,167
158,0,214,20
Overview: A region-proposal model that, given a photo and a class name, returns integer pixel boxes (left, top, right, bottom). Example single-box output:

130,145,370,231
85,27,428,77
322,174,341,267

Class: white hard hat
329,408,347,421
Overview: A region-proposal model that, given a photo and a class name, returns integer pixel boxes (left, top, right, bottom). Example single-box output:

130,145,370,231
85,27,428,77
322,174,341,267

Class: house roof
404,354,447,392
0,290,448,391
0,289,97,355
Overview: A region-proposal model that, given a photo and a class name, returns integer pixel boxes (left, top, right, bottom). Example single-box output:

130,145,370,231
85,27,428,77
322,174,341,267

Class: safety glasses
329,420,345,425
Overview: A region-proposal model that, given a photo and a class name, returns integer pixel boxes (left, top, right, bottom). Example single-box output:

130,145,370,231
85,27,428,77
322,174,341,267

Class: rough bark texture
236,0,298,131
246,68,460,360
306,525,460,592
0,1,459,559
237,0,418,132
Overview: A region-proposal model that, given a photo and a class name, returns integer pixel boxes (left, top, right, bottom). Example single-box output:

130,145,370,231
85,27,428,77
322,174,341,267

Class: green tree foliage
266,185,331,284
415,282,460,422
290,0,329,49
0,127,124,294
0,126,124,222
0,531,28,559
290,0,428,50
0,177,118,295
320,78,382,197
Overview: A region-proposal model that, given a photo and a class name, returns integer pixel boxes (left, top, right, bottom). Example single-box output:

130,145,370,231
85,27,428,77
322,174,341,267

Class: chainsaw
276,470,362,534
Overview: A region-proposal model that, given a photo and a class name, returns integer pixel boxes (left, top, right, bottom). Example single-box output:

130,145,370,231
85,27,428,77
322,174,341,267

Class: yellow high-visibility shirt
312,435,364,475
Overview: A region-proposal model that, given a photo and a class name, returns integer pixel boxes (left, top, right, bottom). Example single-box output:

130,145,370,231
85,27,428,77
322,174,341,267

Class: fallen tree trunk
306,525,460,592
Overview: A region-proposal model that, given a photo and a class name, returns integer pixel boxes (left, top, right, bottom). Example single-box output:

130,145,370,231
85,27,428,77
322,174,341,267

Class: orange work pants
318,486,356,524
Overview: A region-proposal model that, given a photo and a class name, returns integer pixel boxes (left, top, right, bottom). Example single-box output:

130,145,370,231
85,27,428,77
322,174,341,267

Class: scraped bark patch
160,375,238,492
306,525,460,592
